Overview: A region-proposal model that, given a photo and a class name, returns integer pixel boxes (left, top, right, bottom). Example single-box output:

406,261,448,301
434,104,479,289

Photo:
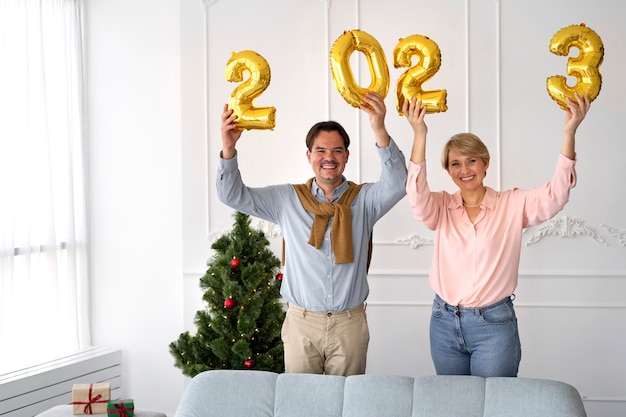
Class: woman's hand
402,96,428,137
403,97,429,164
564,92,591,136
561,92,591,159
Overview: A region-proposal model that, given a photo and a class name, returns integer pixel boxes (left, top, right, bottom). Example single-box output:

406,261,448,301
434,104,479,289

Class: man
217,91,407,375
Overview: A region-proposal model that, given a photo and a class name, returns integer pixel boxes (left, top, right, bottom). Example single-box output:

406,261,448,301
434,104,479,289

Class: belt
288,302,366,318
436,293,515,315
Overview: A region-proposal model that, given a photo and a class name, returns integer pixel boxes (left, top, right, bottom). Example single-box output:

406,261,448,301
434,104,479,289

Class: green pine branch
169,211,285,377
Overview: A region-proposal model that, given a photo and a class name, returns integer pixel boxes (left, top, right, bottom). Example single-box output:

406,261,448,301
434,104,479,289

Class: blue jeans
430,294,521,377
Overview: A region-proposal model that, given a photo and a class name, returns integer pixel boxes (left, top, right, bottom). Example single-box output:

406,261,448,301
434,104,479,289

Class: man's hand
360,91,390,147
221,104,243,159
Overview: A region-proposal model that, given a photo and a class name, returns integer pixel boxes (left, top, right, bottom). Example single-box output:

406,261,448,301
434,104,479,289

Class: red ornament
276,273,283,282
244,358,255,369
224,297,237,309
230,258,240,268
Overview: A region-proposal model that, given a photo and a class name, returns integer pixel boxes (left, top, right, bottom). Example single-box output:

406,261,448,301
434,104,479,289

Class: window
0,0,90,374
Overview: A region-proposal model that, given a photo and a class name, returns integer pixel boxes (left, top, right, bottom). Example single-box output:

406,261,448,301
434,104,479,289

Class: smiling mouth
460,175,475,181
321,162,338,169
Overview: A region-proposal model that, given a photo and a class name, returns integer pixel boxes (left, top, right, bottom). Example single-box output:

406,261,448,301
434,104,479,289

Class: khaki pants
281,303,369,376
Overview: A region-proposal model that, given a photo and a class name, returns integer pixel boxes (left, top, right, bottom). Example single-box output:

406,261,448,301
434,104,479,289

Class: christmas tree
169,211,285,377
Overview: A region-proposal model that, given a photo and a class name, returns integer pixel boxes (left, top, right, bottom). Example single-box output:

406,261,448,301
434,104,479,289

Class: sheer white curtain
0,0,90,374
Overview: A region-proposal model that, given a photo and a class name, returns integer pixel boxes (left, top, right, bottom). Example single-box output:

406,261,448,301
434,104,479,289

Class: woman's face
446,148,489,192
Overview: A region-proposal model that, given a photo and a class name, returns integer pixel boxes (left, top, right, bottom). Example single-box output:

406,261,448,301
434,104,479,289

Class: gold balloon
394,34,447,115
329,29,390,108
546,24,604,110
225,50,276,130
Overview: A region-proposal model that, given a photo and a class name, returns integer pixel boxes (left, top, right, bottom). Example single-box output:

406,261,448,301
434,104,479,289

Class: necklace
462,187,486,208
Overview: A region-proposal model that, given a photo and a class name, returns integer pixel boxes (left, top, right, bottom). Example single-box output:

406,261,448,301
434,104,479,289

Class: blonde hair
441,133,490,170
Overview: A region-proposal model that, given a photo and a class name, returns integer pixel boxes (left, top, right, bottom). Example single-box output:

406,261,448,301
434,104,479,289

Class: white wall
87,0,626,416
84,0,186,415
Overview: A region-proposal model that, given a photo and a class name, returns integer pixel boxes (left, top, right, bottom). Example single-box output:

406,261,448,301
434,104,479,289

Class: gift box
72,383,111,414
107,399,134,417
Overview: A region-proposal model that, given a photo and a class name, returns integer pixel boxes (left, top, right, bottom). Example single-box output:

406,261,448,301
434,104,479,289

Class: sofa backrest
175,370,587,417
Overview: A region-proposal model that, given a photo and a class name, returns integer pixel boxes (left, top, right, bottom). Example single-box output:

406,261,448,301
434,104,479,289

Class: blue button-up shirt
217,138,407,311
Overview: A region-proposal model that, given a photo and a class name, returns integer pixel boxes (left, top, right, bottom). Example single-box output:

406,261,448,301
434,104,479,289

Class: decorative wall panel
182,1,626,415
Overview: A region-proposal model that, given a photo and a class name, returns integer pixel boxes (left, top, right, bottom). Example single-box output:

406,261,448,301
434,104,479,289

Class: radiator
0,348,122,417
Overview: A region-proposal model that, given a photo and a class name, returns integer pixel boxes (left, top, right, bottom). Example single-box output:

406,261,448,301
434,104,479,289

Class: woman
403,93,591,377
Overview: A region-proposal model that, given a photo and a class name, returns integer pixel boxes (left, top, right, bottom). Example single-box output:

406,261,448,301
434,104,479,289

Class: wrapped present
72,383,111,414
107,399,134,417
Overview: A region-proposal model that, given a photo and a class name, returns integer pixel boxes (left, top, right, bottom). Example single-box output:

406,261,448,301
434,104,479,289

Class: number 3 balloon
329,29,390,108
546,24,604,110
225,50,276,130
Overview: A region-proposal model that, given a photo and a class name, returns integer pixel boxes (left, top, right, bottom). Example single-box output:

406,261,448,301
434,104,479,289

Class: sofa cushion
274,372,345,417
412,375,487,417
483,377,588,417
176,369,278,417
174,370,587,417
343,375,414,417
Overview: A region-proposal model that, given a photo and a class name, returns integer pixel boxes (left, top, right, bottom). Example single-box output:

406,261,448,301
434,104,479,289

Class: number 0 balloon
546,24,604,110
329,29,390,108
225,50,276,130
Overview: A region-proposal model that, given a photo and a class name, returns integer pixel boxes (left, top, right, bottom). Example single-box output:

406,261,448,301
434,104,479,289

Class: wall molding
225,217,626,249
525,216,608,246
185,270,626,279
203,0,212,239
366,271,626,278
364,300,626,309
183,274,626,310
603,223,626,246
583,397,626,403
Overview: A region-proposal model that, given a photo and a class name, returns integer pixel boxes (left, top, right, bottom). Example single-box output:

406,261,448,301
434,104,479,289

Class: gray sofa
174,369,587,417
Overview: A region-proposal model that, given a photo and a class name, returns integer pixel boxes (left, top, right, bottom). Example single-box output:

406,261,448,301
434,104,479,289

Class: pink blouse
406,154,576,307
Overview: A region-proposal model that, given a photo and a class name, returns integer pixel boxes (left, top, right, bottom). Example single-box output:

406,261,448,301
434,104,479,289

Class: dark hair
305,121,350,151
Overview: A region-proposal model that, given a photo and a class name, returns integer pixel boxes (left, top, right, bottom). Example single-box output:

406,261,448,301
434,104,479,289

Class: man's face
306,130,349,189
